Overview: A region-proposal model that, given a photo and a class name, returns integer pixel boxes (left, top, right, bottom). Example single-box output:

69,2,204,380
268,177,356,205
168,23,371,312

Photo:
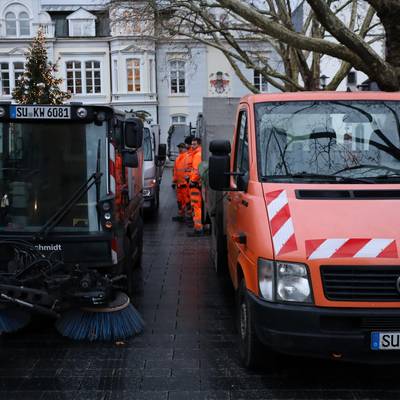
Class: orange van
208,91,400,367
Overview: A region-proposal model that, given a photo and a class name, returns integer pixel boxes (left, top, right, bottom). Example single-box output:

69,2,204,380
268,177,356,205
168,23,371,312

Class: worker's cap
184,135,194,145
177,142,186,148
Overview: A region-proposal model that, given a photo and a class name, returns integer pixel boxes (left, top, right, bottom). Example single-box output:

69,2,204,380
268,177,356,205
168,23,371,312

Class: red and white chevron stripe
266,190,297,256
109,142,116,195
306,238,398,260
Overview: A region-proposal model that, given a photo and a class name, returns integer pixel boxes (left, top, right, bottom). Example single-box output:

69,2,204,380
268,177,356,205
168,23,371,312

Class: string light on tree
12,29,71,105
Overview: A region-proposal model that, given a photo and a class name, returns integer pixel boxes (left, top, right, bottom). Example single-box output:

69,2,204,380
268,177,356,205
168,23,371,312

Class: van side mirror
209,140,231,191
156,143,167,166
124,118,143,149
123,151,139,168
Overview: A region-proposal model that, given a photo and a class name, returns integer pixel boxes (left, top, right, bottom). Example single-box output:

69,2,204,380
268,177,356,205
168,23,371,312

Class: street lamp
320,74,329,90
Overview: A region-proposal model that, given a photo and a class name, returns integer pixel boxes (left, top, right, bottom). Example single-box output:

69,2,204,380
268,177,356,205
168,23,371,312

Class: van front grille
321,265,400,301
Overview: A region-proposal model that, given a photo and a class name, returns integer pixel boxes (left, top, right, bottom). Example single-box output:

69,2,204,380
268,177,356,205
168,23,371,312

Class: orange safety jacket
190,146,202,183
173,152,189,185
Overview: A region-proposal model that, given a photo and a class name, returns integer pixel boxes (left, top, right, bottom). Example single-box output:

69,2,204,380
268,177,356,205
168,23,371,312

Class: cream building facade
0,0,276,142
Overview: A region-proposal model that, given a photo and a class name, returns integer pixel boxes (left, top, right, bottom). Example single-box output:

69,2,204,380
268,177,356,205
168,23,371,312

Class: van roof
242,91,400,105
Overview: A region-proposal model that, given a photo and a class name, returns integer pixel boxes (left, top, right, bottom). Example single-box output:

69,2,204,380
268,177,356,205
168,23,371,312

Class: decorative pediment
9,48,26,55
67,8,97,20
120,44,146,54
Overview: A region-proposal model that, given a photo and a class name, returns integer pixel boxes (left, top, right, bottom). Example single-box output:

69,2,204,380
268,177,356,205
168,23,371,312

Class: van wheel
237,279,265,369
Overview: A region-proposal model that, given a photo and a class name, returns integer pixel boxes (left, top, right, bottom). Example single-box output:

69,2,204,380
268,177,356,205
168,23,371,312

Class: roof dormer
66,8,96,37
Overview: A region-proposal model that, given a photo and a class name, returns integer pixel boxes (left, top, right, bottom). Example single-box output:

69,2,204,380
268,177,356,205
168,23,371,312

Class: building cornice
58,51,107,56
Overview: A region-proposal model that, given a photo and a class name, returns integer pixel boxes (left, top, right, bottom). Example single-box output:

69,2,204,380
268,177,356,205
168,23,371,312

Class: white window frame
5,11,17,36
126,58,141,93
169,60,186,95
0,63,11,95
18,11,30,36
171,114,187,125
85,60,101,94
13,62,24,87
253,69,268,93
65,59,102,95
66,61,82,94
68,19,96,37
4,5,31,37
0,61,26,97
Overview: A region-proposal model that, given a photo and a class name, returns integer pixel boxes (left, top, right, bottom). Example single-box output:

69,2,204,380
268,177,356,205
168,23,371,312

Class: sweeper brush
55,291,144,341
0,240,144,342
0,305,31,333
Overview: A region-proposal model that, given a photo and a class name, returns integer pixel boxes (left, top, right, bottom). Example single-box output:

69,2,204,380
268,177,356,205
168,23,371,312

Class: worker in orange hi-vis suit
172,143,189,221
183,136,195,222
188,137,205,236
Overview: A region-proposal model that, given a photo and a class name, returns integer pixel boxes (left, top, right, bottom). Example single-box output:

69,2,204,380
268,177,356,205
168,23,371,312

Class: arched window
4,5,30,37
5,12,17,36
18,11,30,36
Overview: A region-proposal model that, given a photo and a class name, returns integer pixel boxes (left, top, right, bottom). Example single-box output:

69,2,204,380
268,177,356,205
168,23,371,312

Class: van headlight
276,262,312,303
142,188,152,197
258,259,312,303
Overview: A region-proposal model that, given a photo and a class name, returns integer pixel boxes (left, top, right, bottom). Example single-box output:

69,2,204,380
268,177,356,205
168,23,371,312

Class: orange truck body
207,91,400,364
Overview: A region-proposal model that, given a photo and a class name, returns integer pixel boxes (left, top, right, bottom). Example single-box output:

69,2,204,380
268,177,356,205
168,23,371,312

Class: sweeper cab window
0,105,110,233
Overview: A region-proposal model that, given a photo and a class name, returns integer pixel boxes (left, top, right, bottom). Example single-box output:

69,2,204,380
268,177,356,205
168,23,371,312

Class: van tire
146,189,159,216
237,279,265,369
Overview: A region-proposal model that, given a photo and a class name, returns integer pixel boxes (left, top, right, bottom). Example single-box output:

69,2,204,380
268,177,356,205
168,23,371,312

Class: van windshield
255,100,400,183
0,121,107,233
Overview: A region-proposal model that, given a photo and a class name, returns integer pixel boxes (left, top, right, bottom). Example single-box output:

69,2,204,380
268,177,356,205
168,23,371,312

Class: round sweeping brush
0,305,31,333
55,292,144,341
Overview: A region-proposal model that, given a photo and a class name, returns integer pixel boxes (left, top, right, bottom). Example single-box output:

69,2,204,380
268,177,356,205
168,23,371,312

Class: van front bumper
248,291,400,363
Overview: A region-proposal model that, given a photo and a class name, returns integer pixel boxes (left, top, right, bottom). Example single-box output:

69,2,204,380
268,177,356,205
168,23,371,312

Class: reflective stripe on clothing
190,186,203,230
190,146,202,183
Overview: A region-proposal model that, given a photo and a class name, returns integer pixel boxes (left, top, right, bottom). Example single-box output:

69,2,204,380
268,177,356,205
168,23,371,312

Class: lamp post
320,74,329,90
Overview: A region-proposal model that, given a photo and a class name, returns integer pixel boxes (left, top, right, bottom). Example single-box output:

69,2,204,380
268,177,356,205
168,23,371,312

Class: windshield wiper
35,140,102,240
367,174,400,181
263,173,373,184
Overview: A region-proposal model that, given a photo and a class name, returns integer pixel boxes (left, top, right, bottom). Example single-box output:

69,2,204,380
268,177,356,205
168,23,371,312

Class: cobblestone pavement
0,168,399,399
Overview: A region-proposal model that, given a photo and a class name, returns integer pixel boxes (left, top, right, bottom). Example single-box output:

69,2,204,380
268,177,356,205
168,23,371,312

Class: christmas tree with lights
12,29,71,104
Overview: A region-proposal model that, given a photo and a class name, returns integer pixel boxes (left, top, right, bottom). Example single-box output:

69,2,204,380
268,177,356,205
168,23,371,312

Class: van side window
235,111,249,175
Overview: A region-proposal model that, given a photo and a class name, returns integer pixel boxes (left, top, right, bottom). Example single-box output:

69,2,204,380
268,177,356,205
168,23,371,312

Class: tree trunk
376,8,400,72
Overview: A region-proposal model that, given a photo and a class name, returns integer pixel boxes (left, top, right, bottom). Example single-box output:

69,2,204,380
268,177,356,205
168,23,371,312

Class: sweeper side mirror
123,151,139,168
124,118,143,149
209,140,231,191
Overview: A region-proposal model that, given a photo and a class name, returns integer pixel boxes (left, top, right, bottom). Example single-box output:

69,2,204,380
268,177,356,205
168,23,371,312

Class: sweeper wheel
55,291,144,341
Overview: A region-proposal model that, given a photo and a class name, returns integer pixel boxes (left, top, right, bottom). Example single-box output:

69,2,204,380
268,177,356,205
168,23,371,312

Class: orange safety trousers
190,187,202,230
176,185,190,216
